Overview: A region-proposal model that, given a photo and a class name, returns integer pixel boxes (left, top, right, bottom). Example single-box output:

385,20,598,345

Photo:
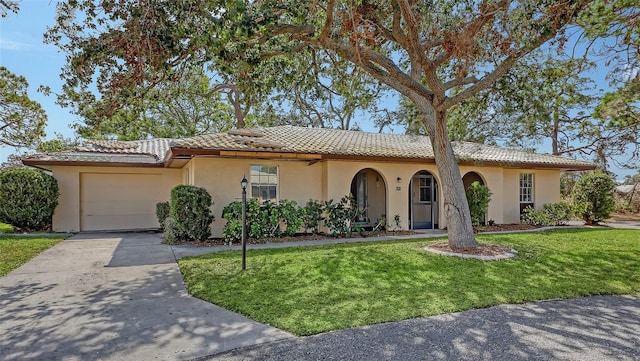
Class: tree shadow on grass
202,295,640,361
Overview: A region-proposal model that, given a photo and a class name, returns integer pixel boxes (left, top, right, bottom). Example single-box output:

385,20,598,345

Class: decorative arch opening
462,171,485,189
350,168,387,227
408,170,439,229
463,171,489,225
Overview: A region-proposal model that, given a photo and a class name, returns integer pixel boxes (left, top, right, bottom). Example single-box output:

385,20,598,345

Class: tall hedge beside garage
0,169,59,231
164,185,214,243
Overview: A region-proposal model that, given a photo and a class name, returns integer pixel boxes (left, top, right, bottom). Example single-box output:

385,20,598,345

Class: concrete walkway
171,222,640,260
171,230,448,259
0,233,292,361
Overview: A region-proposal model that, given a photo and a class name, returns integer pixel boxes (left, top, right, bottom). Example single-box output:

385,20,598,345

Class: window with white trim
519,173,534,203
250,165,278,202
419,176,432,202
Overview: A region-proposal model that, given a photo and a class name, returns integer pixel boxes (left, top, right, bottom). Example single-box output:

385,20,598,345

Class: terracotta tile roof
22,138,171,166
451,141,595,168
175,126,430,157
173,126,595,169
77,138,172,159
23,126,595,170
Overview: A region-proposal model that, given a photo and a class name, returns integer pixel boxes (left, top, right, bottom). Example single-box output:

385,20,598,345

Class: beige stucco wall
190,157,324,237
460,166,505,224
323,160,441,230
193,158,445,236
50,166,181,232
532,169,562,207
500,169,561,224
50,158,563,235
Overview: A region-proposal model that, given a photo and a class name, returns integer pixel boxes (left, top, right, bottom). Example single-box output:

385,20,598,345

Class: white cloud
0,38,35,51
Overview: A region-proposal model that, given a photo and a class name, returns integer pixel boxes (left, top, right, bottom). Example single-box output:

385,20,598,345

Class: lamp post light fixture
241,175,248,270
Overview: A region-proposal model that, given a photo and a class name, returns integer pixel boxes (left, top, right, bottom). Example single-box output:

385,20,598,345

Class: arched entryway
409,171,439,229
463,171,485,189
462,171,488,225
350,169,387,227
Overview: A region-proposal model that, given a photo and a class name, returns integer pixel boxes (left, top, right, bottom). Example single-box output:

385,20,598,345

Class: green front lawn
179,229,640,336
0,222,14,233
0,236,66,277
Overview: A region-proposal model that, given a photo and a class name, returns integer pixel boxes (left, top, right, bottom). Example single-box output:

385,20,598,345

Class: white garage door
80,173,163,231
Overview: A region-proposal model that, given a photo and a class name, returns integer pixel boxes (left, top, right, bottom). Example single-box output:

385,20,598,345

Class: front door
351,171,368,223
410,174,437,229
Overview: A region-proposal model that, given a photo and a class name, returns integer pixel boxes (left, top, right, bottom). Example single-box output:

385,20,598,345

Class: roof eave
456,159,597,171
167,148,597,170
22,159,164,168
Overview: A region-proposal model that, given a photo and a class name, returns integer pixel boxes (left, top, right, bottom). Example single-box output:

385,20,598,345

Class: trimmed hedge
155,201,170,230
0,169,59,231
164,185,214,243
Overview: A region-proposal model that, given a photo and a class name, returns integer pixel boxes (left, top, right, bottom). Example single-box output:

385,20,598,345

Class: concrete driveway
0,233,292,361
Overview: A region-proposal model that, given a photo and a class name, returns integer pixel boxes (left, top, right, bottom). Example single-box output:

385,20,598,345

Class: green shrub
0,222,14,233
222,194,369,242
522,202,574,226
156,201,170,230
465,181,492,227
221,198,264,244
253,200,281,240
542,202,574,225
302,199,324,234
521,206,550,226
0,169,59,231
221,201,243,244
279,199,303,236
323,195,364,237
222,199,305,244
162,216,181,244
572,172,615,225
165,185,214,242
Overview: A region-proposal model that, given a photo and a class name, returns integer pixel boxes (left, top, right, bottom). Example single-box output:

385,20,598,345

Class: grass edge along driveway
179,229,640,336
0,235,66,277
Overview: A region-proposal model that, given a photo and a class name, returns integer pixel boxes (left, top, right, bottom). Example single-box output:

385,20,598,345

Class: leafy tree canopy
47,0,595,248
0,0,18,17
0,66,47,148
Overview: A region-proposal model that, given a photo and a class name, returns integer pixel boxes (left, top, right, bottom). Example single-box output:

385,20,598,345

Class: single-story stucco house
23,125,596,236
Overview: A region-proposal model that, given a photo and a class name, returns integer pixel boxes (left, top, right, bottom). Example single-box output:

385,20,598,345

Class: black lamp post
241,175,248,270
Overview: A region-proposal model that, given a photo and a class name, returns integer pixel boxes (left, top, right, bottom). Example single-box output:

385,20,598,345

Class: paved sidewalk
0,233,292,361
200,295,640,361
171,230,448,259
172,222,640,259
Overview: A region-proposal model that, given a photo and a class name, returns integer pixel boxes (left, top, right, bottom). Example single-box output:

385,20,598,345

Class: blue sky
0,1,74,158
0,1,635,180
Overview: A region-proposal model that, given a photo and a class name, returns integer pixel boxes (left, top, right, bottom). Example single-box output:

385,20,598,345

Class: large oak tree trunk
416,99,478,249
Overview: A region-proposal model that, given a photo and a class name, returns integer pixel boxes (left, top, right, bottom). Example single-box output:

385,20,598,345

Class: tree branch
317,37,434,99
319,0,335,42
443,76,480,90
